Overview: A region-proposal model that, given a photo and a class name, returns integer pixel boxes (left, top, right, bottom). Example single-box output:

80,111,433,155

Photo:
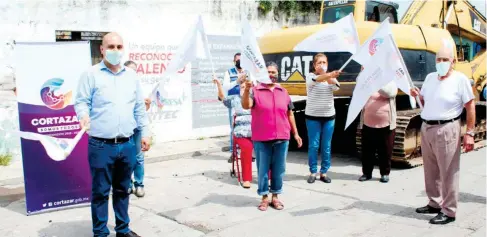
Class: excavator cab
320,0,399,24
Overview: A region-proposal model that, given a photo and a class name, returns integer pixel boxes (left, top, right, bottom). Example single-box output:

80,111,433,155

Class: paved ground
0,138,485,237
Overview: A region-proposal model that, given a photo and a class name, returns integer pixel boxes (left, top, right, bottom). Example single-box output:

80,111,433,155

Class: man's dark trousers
88,137,137,237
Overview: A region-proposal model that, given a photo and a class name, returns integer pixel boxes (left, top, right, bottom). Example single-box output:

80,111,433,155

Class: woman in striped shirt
305,53,341,184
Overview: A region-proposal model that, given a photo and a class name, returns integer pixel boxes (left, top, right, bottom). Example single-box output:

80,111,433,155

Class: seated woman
214,77,253,189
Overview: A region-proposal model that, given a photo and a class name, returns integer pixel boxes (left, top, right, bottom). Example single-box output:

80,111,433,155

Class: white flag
293,13,360,54
0,127,86,161
352,18,392,66
240,11,271,84
351,19,415,107
164,15,213,77
345,35,408,130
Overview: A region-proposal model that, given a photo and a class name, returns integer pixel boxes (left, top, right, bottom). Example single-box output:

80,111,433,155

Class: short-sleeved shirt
305,73,339,119
420,71,475,121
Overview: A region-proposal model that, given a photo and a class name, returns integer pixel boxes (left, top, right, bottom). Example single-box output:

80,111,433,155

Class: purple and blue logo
40,78,72,110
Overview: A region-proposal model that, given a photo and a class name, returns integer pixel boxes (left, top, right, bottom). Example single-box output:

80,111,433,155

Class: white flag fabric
164,15,213,77
293,13,360,54
352,18,392,66
0,127,86,161
345,35,410,130
351,19,415,107
240,12,271,84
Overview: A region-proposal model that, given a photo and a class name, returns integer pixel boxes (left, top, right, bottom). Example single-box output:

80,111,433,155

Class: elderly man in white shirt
411,39,476,225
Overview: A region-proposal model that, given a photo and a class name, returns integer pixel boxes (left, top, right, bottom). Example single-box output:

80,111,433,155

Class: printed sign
14,41,92,214
191,35,240,129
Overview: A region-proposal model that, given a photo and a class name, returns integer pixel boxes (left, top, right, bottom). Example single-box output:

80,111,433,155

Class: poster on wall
125,38,193,142
191,35,241,129
14,41,92,214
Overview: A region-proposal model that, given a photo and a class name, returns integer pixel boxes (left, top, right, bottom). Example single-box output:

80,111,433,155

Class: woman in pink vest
242,61,303,211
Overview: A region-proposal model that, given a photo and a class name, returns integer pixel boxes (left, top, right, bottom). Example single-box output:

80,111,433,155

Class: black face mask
270,75,278,83
235,60,241,69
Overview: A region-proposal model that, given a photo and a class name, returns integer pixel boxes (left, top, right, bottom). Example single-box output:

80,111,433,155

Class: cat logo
282,70,305,82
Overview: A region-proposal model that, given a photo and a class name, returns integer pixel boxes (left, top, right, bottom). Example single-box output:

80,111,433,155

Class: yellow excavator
258,0,486,167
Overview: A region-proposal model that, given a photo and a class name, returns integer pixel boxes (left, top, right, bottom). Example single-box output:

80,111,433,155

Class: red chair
230,115,243,185
229,116,271,186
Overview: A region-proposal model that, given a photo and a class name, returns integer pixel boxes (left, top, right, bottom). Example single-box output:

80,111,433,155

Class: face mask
105,50,123,65
235,60,241,69
436,61,451,77
269,75,278,83
321,65,328,73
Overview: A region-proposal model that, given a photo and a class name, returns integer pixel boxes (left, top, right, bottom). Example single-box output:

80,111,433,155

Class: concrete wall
0,0,319,142
0,0,319,69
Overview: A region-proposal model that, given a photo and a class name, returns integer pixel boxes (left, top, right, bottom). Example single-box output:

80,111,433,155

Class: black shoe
116,230,141,237
429,213,455,225
358,175,372,182
227,155,234,163
320,175,331,183
307,174,316,184
380,175,389,183
416,205,441,214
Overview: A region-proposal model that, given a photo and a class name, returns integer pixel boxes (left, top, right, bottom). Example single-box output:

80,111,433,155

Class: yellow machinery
258,0,486,167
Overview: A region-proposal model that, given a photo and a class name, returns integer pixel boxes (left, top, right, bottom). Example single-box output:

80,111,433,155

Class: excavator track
356,101,486,168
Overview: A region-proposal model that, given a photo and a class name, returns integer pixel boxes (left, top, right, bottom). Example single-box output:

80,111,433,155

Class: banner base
26,202,90,216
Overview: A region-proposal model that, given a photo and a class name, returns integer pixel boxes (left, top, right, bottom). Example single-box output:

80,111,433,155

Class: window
365,1,398,23
55,30,108,65
322,6,355,24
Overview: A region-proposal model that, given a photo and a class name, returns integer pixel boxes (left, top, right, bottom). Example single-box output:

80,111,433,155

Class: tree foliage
257,0,322,18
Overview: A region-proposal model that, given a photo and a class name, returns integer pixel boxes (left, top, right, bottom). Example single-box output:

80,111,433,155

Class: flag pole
339,56,353,71
389,34,423,109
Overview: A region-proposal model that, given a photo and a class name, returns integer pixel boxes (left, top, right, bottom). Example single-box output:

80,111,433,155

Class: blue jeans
253,140,289,196
132,129,144,188
228,108,234,152
88,137,136,237
306,118,335,174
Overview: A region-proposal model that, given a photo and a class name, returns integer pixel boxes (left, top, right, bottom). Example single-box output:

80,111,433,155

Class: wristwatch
466,131,475,137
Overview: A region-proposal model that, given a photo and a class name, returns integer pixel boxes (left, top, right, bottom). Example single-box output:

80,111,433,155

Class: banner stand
14,41,93,215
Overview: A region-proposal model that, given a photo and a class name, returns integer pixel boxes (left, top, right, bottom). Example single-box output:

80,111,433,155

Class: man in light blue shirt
75,32,149,237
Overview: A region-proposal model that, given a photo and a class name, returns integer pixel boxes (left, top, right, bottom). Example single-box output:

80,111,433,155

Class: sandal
258,199,269,211
270,198,284,210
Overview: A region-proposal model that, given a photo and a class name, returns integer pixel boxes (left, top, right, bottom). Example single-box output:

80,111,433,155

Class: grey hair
266,61,278,70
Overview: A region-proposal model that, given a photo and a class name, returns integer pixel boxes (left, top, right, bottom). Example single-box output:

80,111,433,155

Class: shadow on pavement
0,186,27,215
284,171,360,182
38,220,94,237
177,170,241,187
194,193,257,208
289,200,432,221
159,193,258,221
191,154,230,162
417,190,486,204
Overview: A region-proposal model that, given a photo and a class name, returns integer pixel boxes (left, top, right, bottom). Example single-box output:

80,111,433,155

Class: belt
91,136,131,144
422,115,461,125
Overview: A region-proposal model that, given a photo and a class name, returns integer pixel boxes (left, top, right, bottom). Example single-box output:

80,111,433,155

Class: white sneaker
135,187,145,197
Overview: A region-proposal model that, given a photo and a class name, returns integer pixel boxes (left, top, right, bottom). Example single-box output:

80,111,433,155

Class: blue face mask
105,50,123,65
436,61,451,77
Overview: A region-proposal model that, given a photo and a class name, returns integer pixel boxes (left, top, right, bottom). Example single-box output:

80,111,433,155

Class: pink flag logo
368,38,384,56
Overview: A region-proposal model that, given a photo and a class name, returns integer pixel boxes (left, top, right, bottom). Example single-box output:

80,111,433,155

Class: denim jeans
306,118,335,174
253,140,289,196
132,129,144,188
228,108,233,152
88,137,136,237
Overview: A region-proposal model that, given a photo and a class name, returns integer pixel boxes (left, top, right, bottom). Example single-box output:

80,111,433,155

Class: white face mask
104,49,123,66
436,61,451,77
